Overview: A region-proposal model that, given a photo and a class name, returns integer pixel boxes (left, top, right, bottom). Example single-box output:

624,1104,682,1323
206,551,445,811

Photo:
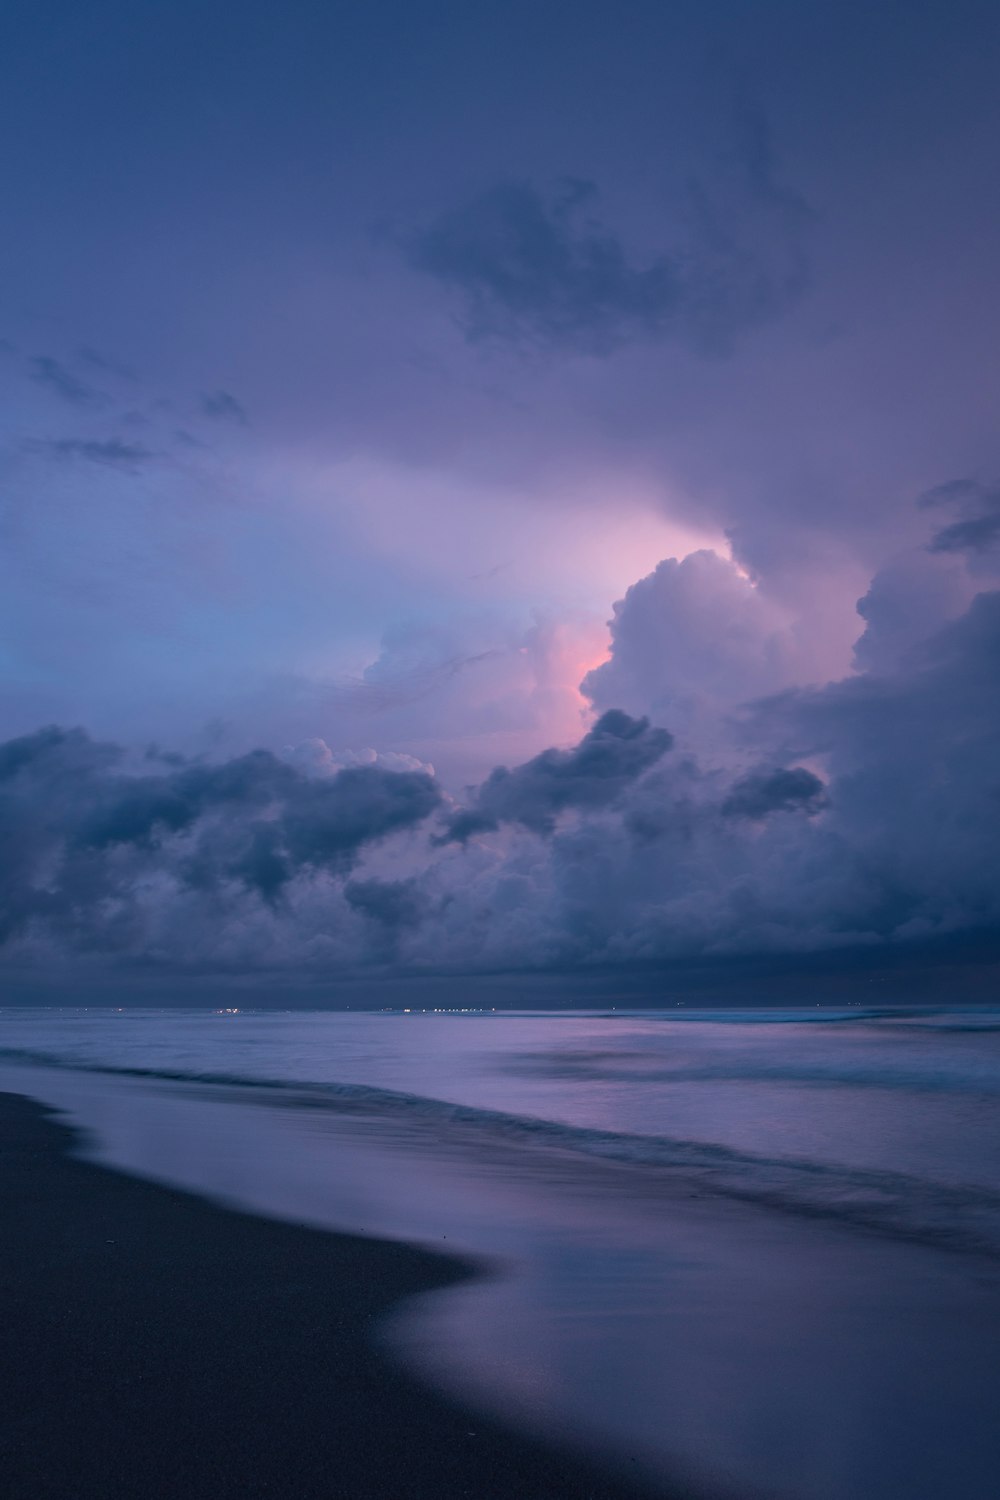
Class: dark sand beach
0,1091,691,1500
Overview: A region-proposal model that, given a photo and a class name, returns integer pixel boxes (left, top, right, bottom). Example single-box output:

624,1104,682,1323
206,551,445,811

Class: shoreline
0,1090,691,1500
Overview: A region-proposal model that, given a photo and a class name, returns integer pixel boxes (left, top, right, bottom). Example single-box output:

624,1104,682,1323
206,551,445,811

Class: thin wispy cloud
28,355,103,406
201,389,248,424
34,437,154,470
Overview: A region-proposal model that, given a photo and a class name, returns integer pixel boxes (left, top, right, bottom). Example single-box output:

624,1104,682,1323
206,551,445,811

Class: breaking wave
3,1043,1000,1259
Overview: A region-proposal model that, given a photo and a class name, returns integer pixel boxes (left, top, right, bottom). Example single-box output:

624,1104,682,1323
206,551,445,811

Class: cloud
440,710,673,841
201,389,248,423
28,355,103,405
0,727,442,947
721,766,827,820
934,514,1000,554
733,591,1000,947
922,479,1000,555
407,172,807,358
267,612,605,790
1,581,998,983
409,179,676,356
283,738,434,778
322,645,502,715
728,93,815,226
582,550,808,743
36,437,154,470
78,347,138,382
344,877,427,929
852,548,974,673
425,586,1000,972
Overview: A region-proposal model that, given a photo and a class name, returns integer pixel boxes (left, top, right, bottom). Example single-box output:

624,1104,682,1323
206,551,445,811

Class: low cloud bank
0,730,440,950
2,522,999,985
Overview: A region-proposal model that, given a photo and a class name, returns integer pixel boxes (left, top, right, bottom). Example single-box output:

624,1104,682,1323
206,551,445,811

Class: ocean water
3,1005,1000,1498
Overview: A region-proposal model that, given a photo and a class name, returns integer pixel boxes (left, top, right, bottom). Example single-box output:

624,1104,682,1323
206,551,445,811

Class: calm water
3,1006,1000,1498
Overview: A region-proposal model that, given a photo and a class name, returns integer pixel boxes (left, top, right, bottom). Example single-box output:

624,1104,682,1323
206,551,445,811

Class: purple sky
3,1,1000,997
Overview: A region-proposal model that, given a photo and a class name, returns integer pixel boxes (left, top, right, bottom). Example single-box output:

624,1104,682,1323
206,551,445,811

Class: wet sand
0,1091,693,1500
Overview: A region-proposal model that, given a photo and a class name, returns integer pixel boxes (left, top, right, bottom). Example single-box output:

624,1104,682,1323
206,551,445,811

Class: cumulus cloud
440,710,673,841
0,727,441,948
847,483,1000,674
420,585,1000,972
582,550,808,743
851,549,972,674
1,575,998,983
283,738,434,779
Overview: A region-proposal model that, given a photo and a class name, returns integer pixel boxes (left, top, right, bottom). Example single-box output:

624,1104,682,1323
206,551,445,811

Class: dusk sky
3,0,1000,995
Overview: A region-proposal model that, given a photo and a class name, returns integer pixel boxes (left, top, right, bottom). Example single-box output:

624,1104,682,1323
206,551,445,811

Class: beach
0,1090,686,1500
5,1008,1000,1499
0,1092,692,1500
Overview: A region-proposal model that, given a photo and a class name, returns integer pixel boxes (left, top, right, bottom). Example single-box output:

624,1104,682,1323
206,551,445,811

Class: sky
2,0,1000,999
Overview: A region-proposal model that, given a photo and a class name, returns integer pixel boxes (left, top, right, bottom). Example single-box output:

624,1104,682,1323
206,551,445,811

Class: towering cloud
582,550,808,744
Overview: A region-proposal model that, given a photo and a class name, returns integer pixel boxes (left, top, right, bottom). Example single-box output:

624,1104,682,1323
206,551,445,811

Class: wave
596,1007,1000,1029
499,1046,1000,1093
3,1043,1000,1259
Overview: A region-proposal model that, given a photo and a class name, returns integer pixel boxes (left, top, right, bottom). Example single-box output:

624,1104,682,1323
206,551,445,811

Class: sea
3,1004,1000,1499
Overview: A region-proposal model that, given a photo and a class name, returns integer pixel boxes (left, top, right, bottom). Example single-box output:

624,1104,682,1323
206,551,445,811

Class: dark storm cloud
409,179,675,356
440,710,673,841
721,766,827,820
28,355,103,405
201,389,248,424
0,727,441,945
408,171,807,357
36,437,154,470
396,578,1000,979
733,591,1000,942
922,480,1000,555
0,724,118,782
269,766,441,893
344,877,427,929
768,589,1000,768
73,748,297,853
2,581,999,977
933,514,1000,555
468,588,1000,970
